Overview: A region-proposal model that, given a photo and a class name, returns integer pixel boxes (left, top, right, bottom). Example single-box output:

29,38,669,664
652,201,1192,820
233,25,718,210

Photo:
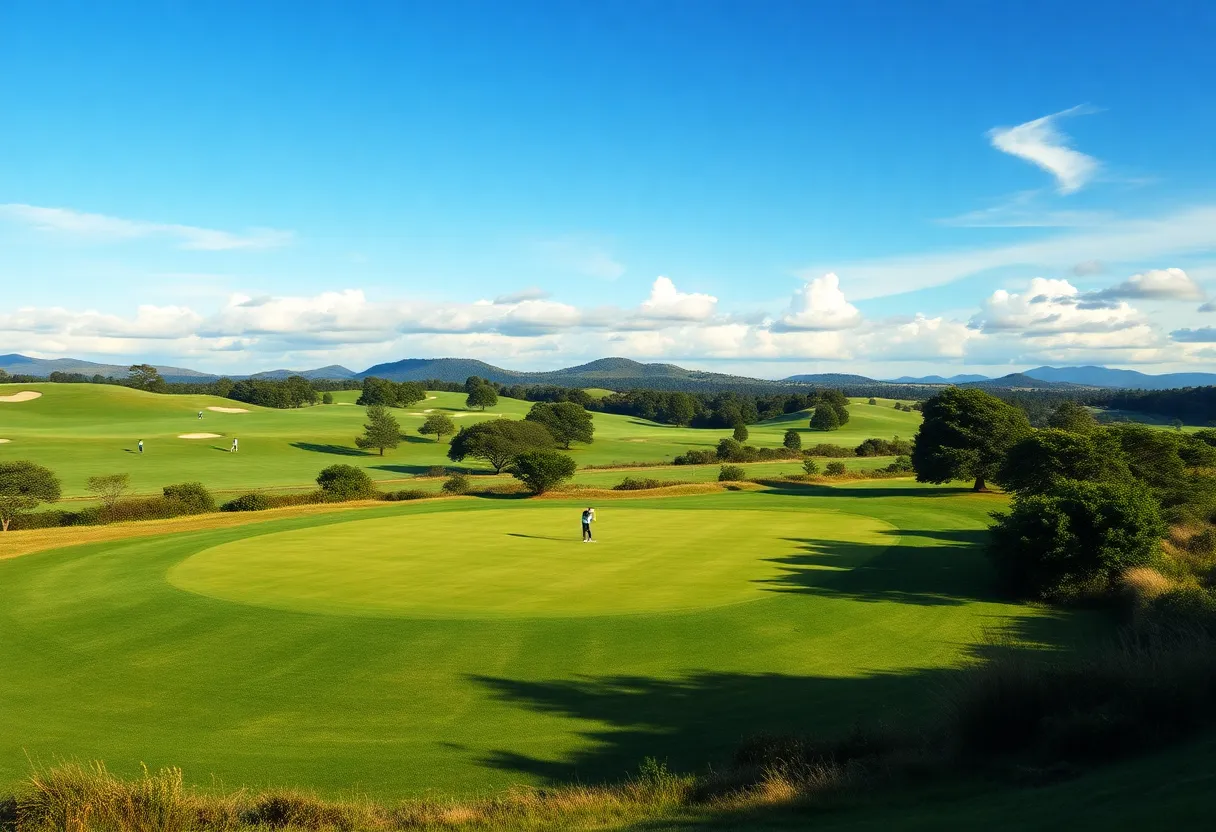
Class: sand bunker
0,439,10,444
206,406,249,413
0,391,42,403
179,433,221,439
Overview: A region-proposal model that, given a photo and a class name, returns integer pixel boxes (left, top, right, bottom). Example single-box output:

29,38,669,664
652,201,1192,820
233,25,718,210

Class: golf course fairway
0,486,1086,799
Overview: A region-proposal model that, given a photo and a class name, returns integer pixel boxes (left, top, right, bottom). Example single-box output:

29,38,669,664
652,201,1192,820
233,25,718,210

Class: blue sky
2,0,1215,377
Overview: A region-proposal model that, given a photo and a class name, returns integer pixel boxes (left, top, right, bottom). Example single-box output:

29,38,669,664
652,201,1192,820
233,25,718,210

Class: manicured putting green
169,507,894,617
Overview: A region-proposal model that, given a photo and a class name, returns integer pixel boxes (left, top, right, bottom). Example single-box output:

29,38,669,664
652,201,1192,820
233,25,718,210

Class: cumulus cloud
637,276,718,321
857,315,980,360
774,273,862,332
987,106,1100,194
1093,268,1206,301
0,203,293,250
973,277,1145,336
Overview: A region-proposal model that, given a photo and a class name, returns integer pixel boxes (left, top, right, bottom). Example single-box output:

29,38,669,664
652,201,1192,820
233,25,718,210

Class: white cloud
775,273,862,331
1094,267,1206,301
939,190,1112,228
810,204,1216,300
857,315,980,360
973,277,1145,336
637,276,718,321
987,106,1100,194
0,203,293,250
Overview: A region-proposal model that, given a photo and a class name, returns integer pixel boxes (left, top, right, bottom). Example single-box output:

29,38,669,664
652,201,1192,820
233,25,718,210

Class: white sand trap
206,406,249,413
178,433,221,439
0,391,42,403
0,439,10,444
426,396,437,400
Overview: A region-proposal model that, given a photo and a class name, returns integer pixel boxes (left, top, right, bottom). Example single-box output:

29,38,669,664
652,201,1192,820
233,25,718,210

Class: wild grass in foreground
9,631,1216,832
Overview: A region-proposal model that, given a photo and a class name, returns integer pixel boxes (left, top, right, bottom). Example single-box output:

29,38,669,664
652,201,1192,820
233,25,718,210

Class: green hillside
0,383,921,498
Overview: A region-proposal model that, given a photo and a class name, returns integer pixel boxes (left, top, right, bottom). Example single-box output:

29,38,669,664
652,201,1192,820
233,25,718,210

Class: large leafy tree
466,384,499,411
357,377,424,408
0,461,61,532
816,389,851,426
510,450,577,494
809,405,840,431
997,429,1132,495
1046,400,1099,435
86,473,130,509
525,401,594,449
988,479,1164,599
911,388,1031,491
127,364,166,393
354,405,401,456
448,420,554,473
419,413,456,442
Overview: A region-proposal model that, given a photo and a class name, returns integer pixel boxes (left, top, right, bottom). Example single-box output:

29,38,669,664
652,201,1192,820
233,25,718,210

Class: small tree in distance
466,385,498,411
322,392,334,405
0,461,61,532
732,424,749,442
127,364,166,393
783,429,802,450
419,413,456,443
511,450,577,494
802,458,820,476
86,473,130,509
355,404,401,456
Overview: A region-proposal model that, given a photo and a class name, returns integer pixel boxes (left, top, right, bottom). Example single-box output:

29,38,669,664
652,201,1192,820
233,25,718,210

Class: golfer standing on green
581,507,595,542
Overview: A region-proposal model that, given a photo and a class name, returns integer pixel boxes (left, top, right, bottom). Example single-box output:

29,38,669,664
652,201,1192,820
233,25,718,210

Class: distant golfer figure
231,437,239,453
198,411,203,420
137,439,144,454
581,507,595,542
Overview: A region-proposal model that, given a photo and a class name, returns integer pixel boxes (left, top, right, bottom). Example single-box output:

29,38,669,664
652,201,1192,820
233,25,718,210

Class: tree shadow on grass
290,442,373,457
469,613,1086,790
758,529,998,607
371,463,481,476
754,480,978,499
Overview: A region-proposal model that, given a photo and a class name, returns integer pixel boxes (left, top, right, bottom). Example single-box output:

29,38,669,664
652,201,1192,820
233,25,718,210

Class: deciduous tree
911,388,1031,491
448,420,554,473
525,401,595,449
0,461,61,532
419,413,457,442
510,450,577,494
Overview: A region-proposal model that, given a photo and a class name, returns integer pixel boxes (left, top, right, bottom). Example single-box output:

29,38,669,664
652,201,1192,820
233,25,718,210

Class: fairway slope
0,487,1078,799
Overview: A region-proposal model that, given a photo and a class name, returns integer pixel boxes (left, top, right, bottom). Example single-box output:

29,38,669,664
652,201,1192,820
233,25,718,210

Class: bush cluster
803,443,853,458
854,437,913,457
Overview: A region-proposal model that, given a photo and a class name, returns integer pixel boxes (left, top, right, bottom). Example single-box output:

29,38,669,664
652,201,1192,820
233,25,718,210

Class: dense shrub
672,449,718,465
824,461,847,476
442,473,470,494
718,465,746,482
221,493,273,512
783,429,801,450
382,489,430,501
996,429,1132,495
316,464,376,501
98,496,190,523
510,450,577,494
809,406,840,431
732,424,749,442
988,480,1165,600
716,437,742,460
804,444,853,458
614,477,663,490
802,459,820,476
854,437,913,457
162,482,215,514
884,455,914,473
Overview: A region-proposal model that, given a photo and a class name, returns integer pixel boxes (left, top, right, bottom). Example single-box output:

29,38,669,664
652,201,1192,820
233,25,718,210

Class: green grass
0,484,1089,800
0,383,922,498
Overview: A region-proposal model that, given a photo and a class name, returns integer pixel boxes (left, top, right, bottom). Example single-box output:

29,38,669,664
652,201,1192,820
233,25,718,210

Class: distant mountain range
3,352,1214,392
889,366,1216,390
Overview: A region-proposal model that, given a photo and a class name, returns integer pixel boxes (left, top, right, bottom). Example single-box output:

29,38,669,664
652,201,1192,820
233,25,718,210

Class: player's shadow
752,480,977,499
290,442,373,457
506,533,570,542
371,463,480,475
757,529,997,606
